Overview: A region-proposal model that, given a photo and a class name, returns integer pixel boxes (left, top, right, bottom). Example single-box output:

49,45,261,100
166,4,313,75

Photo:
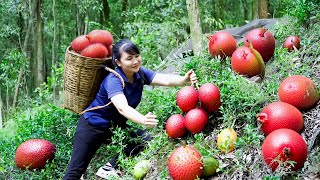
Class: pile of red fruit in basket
70,29,113,59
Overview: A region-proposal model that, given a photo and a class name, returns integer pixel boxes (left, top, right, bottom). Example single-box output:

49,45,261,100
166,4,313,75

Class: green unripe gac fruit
133,160,151,180
202,157,219,177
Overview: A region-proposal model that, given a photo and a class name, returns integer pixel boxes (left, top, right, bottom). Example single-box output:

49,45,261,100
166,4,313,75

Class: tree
259,0,269,18
186,0,203,56
13,0,36,108
36,0,45,87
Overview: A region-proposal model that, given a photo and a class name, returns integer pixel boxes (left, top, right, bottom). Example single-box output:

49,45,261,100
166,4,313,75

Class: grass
0,18,319,179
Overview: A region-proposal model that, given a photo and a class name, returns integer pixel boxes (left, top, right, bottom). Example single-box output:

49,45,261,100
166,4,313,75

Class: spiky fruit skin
15,139,56,170
278,75,319,110
208,31,237,60
81,43,109,58
87,30,113,47
217,128,237,153
185,108,208,134
244,28,275,62
133,160,151,180
107,45,113,57
262,129,308,171
166,114,187,139
202,156,219,177
257,102,304,135
71,35,91,52
176,86,199,112
168,146,203,180
198,83,221,113
284,36,300,52
231,46,265,77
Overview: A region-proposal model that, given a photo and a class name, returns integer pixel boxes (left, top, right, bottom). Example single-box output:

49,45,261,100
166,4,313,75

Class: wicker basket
63,46,113,114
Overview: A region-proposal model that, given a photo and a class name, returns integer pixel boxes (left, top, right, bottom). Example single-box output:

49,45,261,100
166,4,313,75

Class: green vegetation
0,0,319,179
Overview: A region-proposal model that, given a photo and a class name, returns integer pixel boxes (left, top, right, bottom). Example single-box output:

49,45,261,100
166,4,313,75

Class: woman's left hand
184,70,198,85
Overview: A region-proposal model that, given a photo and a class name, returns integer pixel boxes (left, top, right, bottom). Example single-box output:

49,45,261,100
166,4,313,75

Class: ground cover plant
0,15,319,180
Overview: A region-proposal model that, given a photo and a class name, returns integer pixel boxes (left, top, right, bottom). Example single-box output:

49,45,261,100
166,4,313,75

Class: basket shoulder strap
78,67,125,115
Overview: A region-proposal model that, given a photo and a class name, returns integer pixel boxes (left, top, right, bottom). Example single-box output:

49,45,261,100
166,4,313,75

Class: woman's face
116,51,142,74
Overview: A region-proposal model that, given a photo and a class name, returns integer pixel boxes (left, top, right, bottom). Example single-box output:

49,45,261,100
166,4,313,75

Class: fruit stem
257,113,268,123
261,27,268,37
283,147,292,158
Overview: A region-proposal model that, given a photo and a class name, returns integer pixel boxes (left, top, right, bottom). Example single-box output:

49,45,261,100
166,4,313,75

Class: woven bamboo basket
63,46,113,114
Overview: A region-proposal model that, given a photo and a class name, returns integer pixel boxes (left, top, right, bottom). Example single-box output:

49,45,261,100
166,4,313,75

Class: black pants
63,115,150,180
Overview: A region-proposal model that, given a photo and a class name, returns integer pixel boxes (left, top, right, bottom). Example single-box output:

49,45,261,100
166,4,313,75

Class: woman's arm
110,94,158,127
150,70,198,86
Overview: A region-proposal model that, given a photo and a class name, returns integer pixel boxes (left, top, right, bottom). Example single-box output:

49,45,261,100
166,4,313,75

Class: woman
63,39,197,179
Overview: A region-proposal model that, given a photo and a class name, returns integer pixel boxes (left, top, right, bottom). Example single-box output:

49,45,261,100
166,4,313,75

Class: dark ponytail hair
112,39,140,67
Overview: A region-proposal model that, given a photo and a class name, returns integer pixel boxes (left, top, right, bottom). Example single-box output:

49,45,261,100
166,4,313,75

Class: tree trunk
102,0,110,26
52,0,57,102
13,0,36,108
258,0,269,19
120,0,128,38
186,0,203,56
36,0,45,87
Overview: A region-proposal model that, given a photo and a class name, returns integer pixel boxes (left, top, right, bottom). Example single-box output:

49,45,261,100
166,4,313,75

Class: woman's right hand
144,112,158,128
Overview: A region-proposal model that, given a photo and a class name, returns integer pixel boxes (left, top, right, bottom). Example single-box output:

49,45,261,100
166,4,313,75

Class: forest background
0,0,319,179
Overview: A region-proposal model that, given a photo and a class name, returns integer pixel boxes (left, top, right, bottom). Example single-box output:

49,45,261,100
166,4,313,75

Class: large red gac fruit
283,36,300,52
168,146,203,180
166,114,187,139
257,102,304,135
208,31,237,60
262,129,308,171
15,139,56,170
176,86,199,113
81,43,109,58
87,30,113,47
231,46,265,77
278,75,319,110
71,35,91,52
198,83,221,113
244,28,275,62
185,108,208,134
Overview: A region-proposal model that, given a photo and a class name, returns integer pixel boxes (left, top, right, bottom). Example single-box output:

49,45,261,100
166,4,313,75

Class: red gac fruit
284,36,300,52
257,102,304,135
198,83,221,113
208,31,237,60
166,114,187,139
168,146,203,180
231,46,265,77
262,129,308,171
71,35,91,52
107,45,113,57
185,108,208,134
15,139,56,170
81,43,109,59
244,28,275,62
176,86,199,113
278,75,319,110
87,30,113,47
